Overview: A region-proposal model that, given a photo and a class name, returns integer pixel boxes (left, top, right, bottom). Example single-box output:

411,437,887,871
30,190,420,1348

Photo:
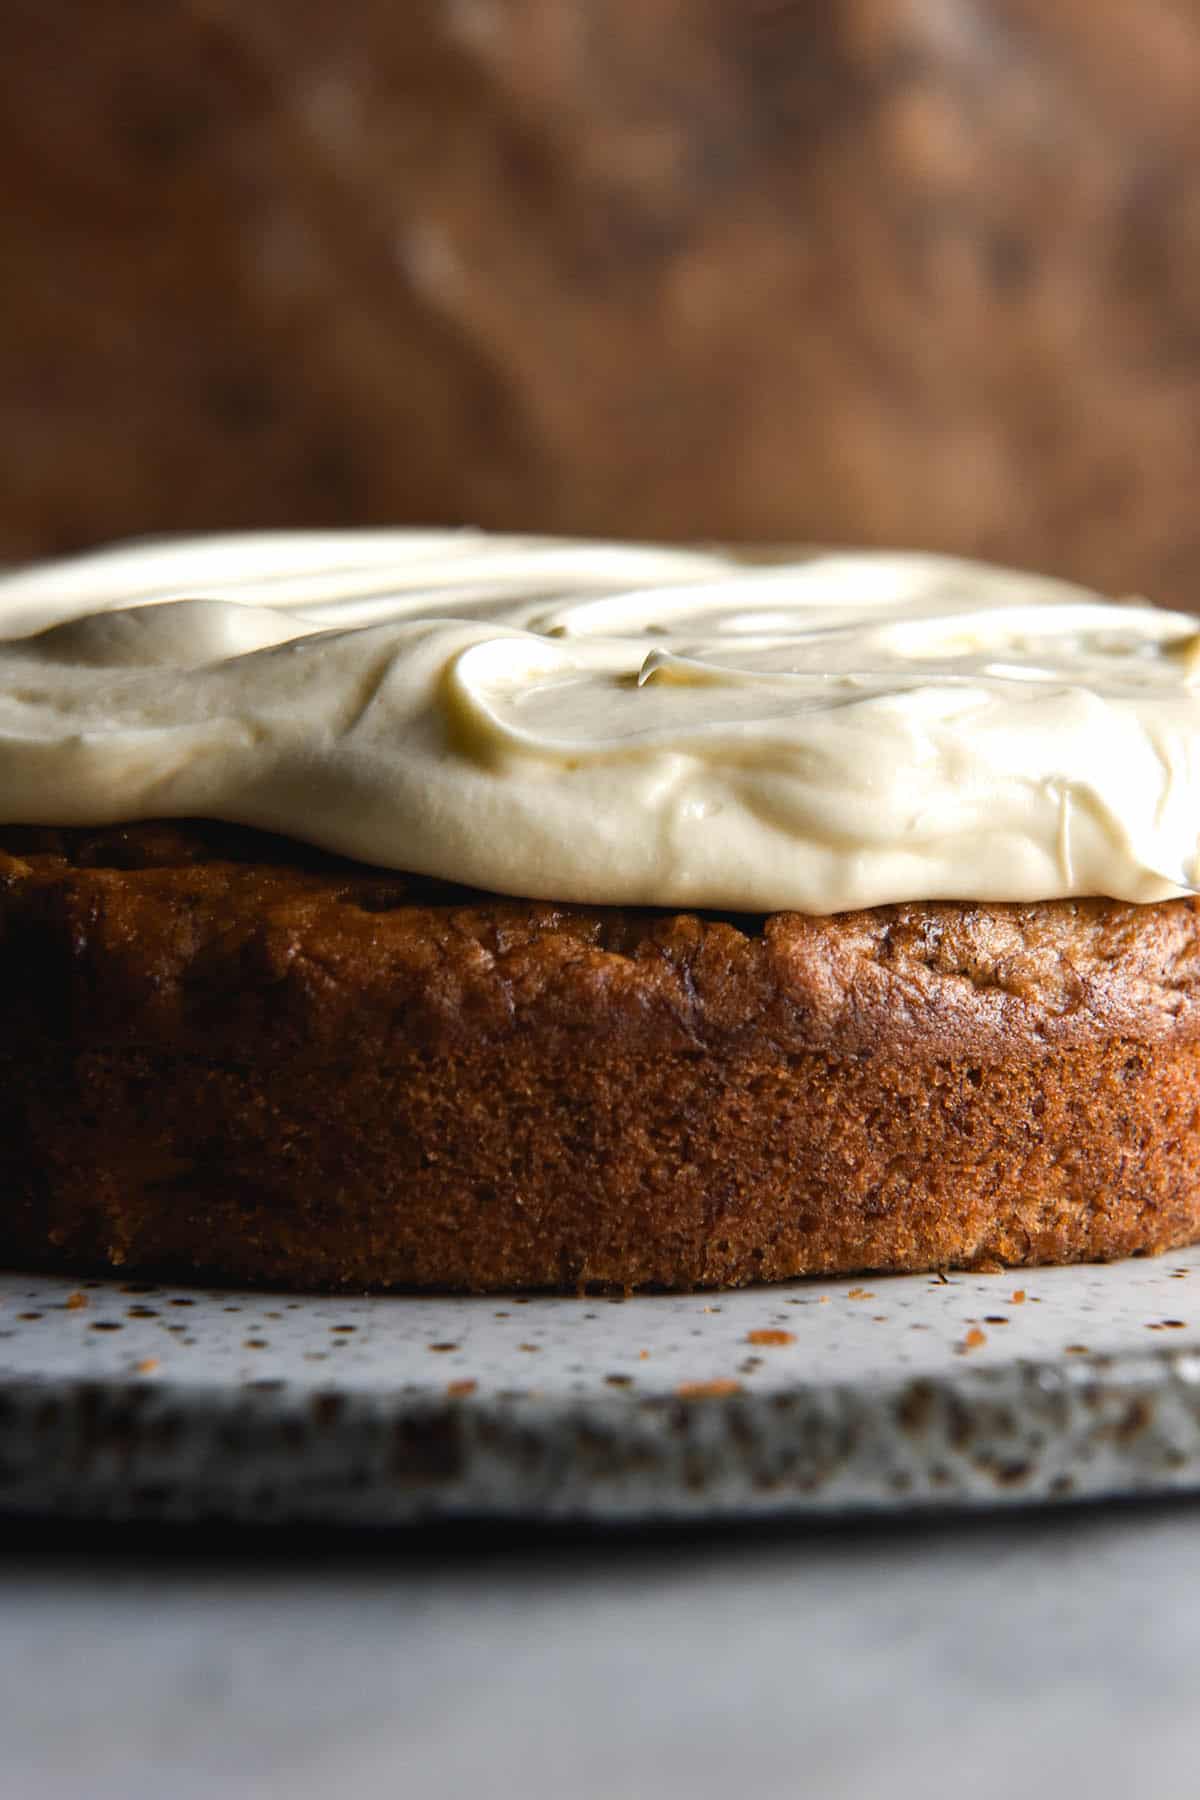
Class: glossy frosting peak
2,531,1200,912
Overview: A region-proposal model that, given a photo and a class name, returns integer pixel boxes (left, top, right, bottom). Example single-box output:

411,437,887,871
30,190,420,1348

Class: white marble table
3,1499,1199,1799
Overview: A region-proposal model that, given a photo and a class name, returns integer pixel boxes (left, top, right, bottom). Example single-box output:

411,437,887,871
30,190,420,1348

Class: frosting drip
2,531,1199,912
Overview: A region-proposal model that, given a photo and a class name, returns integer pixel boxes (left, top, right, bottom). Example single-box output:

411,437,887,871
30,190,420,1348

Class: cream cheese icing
2,530,1200,913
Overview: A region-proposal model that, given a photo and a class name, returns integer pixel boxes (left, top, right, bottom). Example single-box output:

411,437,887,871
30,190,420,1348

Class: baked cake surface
4,821,1200,1291
4,533,1200,1291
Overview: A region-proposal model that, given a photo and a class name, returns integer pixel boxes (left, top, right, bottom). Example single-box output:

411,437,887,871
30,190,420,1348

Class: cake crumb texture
3,821,1200,1292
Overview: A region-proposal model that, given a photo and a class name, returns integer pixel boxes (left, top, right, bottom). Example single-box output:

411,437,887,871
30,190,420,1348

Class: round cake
2,533,1200,1291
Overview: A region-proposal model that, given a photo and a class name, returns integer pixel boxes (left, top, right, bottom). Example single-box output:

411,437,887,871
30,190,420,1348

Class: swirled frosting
2,530,1200,912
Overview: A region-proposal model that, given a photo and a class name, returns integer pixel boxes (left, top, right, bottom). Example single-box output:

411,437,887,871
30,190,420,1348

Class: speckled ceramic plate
3,1251,1200,1523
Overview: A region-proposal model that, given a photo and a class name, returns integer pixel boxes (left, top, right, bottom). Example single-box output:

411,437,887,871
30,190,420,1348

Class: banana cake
2,533,1199,1290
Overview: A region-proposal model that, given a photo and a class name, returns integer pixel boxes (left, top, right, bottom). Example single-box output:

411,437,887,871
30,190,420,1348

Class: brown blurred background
5,0,1200,604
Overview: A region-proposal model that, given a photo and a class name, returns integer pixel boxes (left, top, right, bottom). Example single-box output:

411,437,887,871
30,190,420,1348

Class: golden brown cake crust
3,820,1200,1291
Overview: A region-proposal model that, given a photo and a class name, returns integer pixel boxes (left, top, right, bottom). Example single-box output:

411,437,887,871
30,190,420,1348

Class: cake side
4,822,1199,1291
